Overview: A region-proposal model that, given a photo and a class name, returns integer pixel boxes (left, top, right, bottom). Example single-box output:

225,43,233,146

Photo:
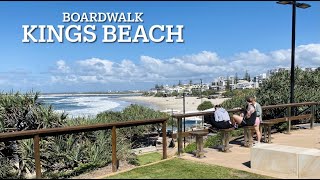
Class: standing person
212,105,233,129
252,96,263,122
249,96,262,143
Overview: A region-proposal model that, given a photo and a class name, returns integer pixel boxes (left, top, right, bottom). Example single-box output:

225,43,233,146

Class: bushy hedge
221,68,320,120
0,92,169,179
197,101,214,111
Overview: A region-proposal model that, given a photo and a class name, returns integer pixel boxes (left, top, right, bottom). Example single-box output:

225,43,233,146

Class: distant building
148,66,320,95
235,80,256,89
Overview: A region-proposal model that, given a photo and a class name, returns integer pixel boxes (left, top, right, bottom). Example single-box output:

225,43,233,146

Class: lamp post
276,1,311,110
200,79,204,127
200,79,203,104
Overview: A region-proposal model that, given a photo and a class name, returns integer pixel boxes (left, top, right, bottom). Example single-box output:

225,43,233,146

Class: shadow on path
242,161,251,168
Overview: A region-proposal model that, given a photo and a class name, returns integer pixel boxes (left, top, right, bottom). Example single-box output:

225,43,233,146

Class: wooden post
224,131,230,152
221,131,226,151
287,118,291,134
177,117,182,156
311,105,315,129
112,126,117,172
33,135,41,179
268,126,272,143
162,121,167,159
243,127,248,147
287,107,291,134
263,125,267,143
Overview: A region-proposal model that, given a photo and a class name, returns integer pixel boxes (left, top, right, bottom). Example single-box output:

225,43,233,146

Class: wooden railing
172,102,319,156
0,117,169,179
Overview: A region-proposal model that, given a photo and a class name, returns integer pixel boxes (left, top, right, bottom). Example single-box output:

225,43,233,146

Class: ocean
38,93,158,118
38,93,201,130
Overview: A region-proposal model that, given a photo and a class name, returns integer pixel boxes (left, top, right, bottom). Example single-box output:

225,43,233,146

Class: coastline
118,95,231,112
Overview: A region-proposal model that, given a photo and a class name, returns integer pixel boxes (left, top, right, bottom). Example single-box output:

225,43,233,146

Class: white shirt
214,108,230,122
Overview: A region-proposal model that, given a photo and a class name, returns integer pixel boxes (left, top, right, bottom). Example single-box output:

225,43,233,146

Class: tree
226,80,231,91
235,73,239,84
257,68,320,106
244,70,250,81
222,67,320,120
189,80,193,86
197,101,214,111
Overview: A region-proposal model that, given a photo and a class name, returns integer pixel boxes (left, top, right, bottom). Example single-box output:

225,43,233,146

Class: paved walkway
178,124,320,179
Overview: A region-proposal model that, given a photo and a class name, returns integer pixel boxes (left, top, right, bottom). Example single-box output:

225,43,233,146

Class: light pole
183,91,186,148
200,79,204,127
276,1,311,108
200,79,203,104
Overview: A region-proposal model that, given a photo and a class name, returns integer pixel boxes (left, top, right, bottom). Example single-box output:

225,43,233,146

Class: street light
276,1,311,108
200,79,203,104
200,79,204,128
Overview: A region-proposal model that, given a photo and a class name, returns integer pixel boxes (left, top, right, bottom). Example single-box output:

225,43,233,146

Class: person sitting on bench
212,104,233,129
232,99,257,128
232,98,261,144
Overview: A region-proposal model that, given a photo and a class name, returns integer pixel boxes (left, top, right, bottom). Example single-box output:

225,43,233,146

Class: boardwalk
179,124,320,179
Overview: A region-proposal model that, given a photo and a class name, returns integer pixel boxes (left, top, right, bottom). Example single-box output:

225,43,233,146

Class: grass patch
105,158,273,179
137,152,162,166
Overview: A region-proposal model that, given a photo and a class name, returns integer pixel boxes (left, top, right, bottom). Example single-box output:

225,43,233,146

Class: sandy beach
119,96,230,113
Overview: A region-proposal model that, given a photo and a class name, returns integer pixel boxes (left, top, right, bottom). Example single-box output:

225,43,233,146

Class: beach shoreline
118,95,230,113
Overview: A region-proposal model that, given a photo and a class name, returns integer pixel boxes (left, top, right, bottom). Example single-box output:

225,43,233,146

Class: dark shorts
240,118,255,127
212,121,233,129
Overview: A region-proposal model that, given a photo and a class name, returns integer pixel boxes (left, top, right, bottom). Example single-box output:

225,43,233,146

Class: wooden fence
0,117,169,179
172,102,319,156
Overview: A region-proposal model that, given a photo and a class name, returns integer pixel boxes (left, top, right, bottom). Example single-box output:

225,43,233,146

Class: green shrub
0,92,169,179
197,101,214,111
221,89,256,109
0,156,15,179
184,142,196,154
204,133,222,148
230,129,243,137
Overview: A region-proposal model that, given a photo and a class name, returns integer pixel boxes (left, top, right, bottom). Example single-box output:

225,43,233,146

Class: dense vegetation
222,68,320,120
0,92,168,179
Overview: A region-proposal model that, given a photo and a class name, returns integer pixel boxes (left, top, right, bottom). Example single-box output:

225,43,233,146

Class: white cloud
49,43,320,85
2,43,320,92
181,51,223,65
77,58,114,76
56,60,70,73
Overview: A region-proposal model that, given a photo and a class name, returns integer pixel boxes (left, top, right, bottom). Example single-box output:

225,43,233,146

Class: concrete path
178,125,320,179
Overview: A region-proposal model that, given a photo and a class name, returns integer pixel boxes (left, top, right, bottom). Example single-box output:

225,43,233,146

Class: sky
0,1,319,93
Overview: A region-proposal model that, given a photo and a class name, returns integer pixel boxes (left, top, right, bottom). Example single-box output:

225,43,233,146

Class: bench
172,128,234,152
189,131,209,158
261,117,287,143
243,126,255,147
217,128,234,152
261,114,312,143
171,129,209,139
287,114,313,132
